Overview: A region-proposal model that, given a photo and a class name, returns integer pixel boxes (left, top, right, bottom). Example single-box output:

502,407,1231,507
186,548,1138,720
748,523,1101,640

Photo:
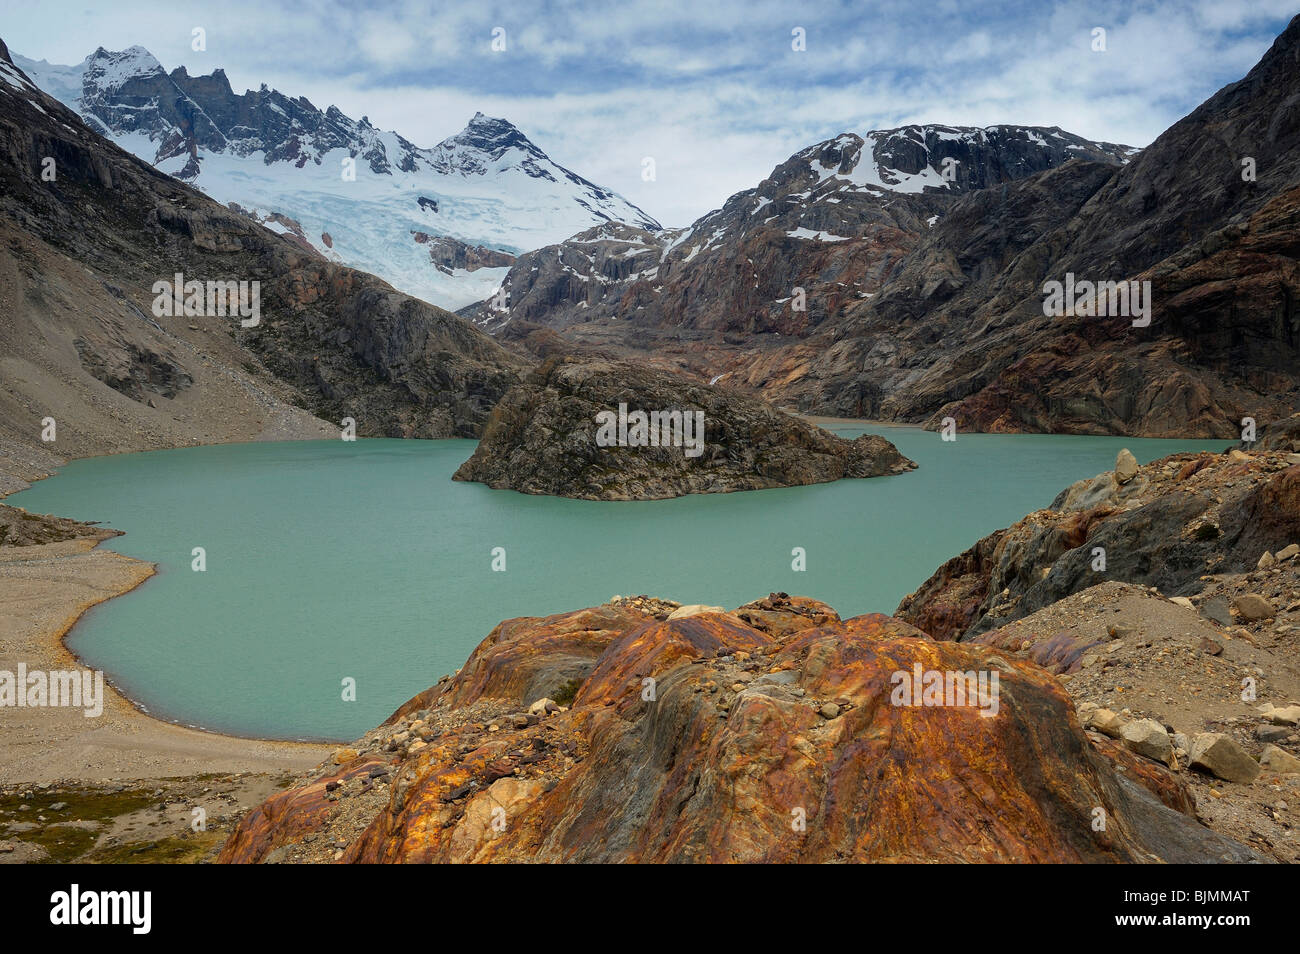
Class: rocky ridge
896,447,1300,642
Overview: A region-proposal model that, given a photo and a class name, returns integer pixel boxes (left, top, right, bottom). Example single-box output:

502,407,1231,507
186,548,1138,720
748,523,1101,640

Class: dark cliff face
0,41,524,449
452,357,915,500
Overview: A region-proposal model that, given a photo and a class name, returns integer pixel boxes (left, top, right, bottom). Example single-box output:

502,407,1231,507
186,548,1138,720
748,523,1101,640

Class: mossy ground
0,772,293,864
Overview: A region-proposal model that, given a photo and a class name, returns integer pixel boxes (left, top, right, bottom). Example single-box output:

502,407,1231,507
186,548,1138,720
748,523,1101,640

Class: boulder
1189,733,1260,783
1114,449,1140,485
1086,708,1128,739
1260,744,1300,774
1233,594,1276,621
220,601,1262,864
1120,719,1173,765
1263,704,1300,726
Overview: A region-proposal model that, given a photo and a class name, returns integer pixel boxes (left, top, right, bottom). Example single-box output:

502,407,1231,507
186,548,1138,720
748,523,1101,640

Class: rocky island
453,357,916,500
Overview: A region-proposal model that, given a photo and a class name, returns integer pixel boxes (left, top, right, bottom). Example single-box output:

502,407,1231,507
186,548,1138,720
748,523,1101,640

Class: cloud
3,0,1294,226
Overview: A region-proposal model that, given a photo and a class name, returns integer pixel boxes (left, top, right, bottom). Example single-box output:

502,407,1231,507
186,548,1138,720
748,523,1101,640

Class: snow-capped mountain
466,123,1134,334
13,46,660,309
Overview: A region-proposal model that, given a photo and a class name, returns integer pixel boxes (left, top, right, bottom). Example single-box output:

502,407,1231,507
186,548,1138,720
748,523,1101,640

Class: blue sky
5,0,1297,226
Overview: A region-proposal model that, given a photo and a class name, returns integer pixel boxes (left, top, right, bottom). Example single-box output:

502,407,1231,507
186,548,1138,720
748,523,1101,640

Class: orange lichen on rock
220,593,1260,864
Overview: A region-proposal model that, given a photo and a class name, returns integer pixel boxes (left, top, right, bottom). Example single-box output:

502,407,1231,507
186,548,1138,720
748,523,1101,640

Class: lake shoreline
0,533,332,784
0,426,1233,765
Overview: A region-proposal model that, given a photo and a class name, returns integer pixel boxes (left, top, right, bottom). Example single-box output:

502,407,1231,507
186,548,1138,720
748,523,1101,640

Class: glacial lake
9,428,1229,741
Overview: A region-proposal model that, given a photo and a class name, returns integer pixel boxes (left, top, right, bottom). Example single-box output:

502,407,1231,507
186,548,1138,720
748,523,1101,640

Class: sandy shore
0,536,330,785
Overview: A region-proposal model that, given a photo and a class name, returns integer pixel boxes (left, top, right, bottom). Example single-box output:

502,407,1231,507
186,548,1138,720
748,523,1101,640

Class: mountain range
465,19,1300,437
0,36,526,492
2,12,1299,477
12,45,659,310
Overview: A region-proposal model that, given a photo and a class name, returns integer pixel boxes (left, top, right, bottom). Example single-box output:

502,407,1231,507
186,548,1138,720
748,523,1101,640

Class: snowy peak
792,124,1134,196
430,112,553,177
9,43,660,310
83,45,165,91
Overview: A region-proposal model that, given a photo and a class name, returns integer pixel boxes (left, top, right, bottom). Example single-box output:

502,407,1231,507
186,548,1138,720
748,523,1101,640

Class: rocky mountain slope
466,125,1130,343
218,594,1265,863
471,16,1300,439
14,46,659,309
757,15,1300,437
0,37,524,491
452,357,915,499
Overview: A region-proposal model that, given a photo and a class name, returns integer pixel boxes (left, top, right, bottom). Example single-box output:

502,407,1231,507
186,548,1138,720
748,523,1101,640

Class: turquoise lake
8,428,1229,741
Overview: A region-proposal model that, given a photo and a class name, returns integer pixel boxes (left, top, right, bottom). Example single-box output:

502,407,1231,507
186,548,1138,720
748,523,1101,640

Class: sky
4,0,1297,227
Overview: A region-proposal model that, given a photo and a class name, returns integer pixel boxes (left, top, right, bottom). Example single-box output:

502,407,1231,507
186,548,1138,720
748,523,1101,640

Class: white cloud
2,0,1294,226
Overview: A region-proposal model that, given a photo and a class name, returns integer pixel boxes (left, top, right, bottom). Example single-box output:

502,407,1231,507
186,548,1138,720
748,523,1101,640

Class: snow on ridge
11,43,662,311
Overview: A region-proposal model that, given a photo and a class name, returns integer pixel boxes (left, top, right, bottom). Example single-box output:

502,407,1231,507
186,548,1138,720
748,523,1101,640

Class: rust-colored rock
220,593,1259,864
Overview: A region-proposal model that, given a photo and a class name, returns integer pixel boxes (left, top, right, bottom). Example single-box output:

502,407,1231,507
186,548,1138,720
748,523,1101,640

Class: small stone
1189,732,1260,783
818,702,841,720
1198,636,1223,656
1169,596,1195,610
1258,551,1277,570
332,748,359,765
48,802,67,812
528,697,556,716
1277,544,1300,562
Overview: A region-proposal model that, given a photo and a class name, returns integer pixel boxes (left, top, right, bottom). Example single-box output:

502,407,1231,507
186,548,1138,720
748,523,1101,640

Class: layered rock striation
220,594,1260,864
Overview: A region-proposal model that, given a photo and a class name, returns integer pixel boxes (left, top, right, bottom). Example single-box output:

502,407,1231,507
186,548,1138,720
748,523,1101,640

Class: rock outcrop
897,448,1300,641
0,505,120,547
452,357,915,500
219,593,1260,864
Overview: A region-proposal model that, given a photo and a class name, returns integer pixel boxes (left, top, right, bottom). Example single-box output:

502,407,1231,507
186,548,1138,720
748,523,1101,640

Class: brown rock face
220,594,1257,864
